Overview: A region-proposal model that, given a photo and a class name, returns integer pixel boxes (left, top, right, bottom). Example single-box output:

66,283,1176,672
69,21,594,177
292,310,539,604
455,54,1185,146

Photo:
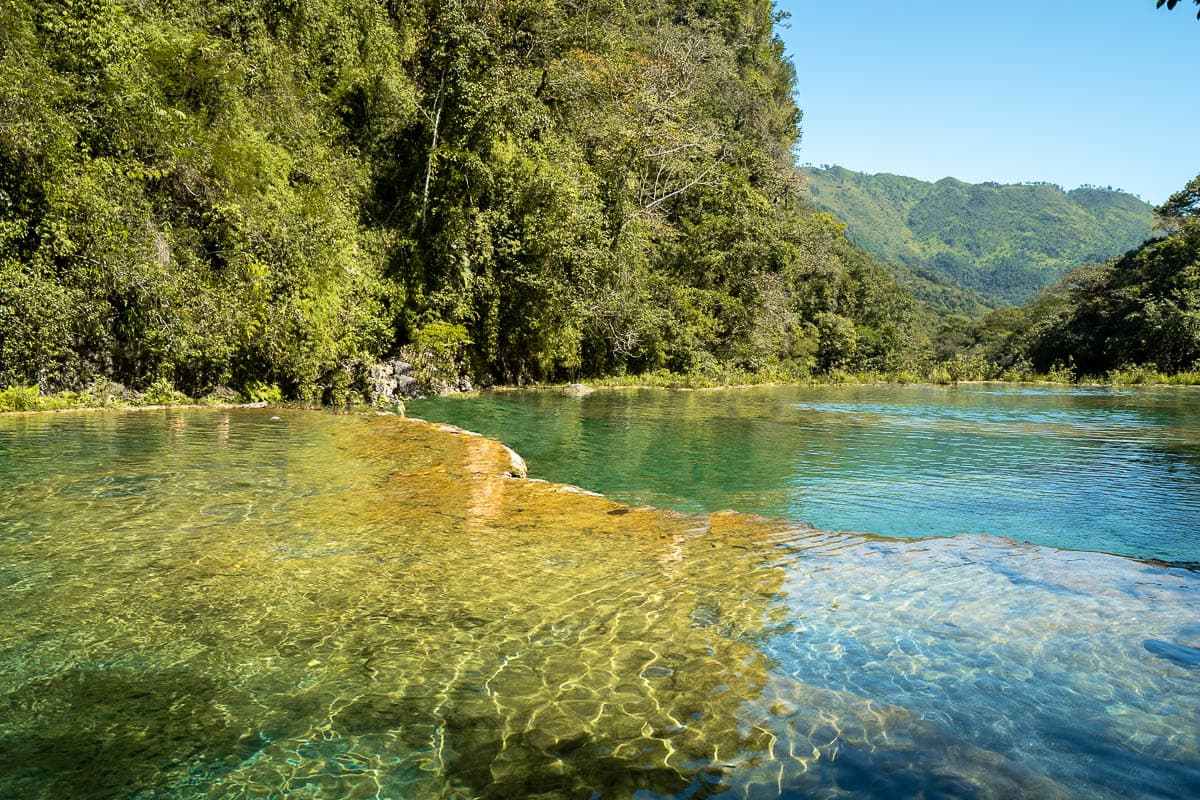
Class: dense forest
0,0,1196,405
800,166,1155,309
943,177,1200,380
0,0,932,402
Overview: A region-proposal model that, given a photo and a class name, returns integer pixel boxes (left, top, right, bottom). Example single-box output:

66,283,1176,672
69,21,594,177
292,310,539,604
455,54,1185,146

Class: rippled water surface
1,409,1198,799
411,385,1200,562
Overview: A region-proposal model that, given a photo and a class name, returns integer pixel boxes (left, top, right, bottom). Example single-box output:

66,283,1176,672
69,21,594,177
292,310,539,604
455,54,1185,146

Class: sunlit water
1,409,1198,799
411,385,1200,563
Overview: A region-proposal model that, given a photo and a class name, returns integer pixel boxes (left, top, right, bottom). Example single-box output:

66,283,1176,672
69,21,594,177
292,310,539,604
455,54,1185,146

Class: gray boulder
367,360,420,406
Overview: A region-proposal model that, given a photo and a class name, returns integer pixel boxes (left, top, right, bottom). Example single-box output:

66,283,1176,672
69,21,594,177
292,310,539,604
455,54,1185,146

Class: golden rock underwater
0,409,1196,799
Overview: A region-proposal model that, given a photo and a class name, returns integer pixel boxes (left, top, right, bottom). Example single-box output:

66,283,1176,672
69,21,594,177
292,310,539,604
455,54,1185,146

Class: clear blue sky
777,0,1198,204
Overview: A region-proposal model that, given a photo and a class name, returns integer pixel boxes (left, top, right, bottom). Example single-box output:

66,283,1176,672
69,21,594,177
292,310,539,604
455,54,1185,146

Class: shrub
241,382,284,405
142,377,190,406
406,322,472,394
0,385,42,411
1043,361,1077,384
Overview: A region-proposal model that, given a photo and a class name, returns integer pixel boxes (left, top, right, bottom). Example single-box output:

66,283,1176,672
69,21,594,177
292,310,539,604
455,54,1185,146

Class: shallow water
411,384,1200,562
0,409,1197,799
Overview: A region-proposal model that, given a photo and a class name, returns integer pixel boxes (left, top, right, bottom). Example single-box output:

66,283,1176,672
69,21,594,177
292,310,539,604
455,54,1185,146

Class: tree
1156,0,1200,19
1156,174,1200,229
0,0,936,395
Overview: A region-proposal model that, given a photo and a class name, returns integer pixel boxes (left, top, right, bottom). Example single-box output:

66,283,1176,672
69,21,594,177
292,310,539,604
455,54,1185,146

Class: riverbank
498,365,1200,392
6,363,1200,414
0,380,400,415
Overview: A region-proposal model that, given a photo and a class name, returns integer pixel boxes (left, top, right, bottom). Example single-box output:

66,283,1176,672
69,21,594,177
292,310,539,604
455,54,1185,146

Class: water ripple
1,409,1198,799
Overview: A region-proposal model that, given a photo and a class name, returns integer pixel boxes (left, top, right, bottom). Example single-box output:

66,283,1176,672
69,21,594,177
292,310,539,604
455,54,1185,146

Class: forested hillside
946,176,1200,378
801,166,1155,307
0,0,930,401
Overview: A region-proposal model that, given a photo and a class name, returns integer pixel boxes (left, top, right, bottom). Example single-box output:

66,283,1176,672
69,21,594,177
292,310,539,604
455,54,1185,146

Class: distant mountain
800,166,1156,308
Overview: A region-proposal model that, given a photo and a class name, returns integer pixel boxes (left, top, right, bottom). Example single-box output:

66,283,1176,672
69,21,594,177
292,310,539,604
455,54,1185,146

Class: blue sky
776,0,1198,203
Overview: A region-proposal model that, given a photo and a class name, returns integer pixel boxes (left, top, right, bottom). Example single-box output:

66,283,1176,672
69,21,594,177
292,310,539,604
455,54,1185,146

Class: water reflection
0,410,1196,799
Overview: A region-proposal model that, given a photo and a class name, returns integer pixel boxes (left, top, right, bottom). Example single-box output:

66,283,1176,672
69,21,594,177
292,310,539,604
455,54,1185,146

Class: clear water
1,409,1198,799
410,384,1200,563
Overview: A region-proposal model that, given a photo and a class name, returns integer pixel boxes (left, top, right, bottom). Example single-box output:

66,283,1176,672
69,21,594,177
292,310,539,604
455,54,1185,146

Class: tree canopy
5,0,1190,401
1156,175,1200,226
0,0,933,399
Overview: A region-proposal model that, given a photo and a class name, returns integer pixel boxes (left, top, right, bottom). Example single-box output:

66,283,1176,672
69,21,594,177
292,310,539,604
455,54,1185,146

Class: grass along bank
549,362,1200,391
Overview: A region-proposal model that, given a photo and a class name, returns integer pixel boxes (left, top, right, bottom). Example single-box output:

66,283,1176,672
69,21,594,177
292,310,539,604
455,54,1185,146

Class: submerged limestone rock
562,383,594,396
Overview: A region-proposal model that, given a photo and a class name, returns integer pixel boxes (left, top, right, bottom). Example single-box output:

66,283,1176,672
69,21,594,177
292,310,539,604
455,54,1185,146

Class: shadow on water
1144,639,1200,670
0,668,251,800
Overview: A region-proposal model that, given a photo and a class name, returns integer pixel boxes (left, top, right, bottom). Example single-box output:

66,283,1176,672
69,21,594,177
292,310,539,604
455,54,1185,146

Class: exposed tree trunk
421,68,446,230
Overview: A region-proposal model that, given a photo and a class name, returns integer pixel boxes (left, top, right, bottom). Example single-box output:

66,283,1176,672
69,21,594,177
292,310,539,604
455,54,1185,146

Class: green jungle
2,0,1199,408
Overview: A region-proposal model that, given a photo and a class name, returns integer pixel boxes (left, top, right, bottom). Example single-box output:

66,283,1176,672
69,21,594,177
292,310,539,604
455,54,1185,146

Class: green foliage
942,353,999,382
405,321,473,392
1,0,398,398
1017,198,1200,375
412,322,471,364
0,381,155,410
888,263,995,318
923,175,1200,382
241,382,283,405
801,166,1155,307
1,0,936,395
1156,174,1200,229
142,377,189,406
1106,367,1200,386
0,386,42,412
